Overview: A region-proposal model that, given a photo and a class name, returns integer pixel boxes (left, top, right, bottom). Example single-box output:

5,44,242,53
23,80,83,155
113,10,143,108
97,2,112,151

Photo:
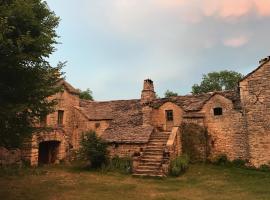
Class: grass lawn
0,163,270,200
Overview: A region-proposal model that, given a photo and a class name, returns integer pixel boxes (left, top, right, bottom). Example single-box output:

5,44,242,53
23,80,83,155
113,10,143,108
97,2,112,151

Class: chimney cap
144,79,153,83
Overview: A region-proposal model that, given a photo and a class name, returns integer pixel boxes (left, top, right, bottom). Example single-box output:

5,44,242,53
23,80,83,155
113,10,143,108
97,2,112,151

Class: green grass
0,164,270,200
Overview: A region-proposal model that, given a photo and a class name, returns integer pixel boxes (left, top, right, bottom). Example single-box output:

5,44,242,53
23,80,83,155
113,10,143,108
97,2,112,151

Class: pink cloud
223,36,249,47
157,0,270,19
219,0,252,18
254,0,270,16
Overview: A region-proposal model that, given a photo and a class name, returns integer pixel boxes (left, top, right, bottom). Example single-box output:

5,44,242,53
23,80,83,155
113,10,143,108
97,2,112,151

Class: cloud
155,0,270,19
223,36,249,47
254,0,270,16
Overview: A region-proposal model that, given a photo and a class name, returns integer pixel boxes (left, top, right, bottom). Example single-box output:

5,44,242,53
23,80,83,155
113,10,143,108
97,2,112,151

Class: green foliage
212,154,229,166
106,156,132,174
231,159,247,168
169,154,189,176
164,90,178,98
79,131,109,169
212,155,248,168
192,70,243,94
181,123,210,162
0,0,62,148
258,164,270,172
79,88,93,100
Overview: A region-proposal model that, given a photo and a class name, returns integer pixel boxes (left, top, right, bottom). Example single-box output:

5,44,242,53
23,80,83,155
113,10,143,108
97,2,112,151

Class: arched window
213,107,223,116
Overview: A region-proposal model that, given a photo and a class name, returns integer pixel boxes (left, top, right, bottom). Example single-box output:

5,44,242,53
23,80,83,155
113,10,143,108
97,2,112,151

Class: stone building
17,57,270,176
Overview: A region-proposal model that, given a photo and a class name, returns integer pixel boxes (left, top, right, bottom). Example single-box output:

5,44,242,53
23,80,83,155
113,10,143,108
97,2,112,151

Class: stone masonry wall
108,144,147,158
240,61,270,167
152,102,184,131
72,108,110,150
202,94,248,160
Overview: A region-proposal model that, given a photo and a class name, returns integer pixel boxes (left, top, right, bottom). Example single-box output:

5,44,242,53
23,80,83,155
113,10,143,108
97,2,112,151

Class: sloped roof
240,57,270,82
78,99,153,143
58,79,80,95
150,90,241,111
78,90,240,143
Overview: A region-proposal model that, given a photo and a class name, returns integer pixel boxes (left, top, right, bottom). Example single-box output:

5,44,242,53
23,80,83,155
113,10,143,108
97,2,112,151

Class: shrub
107,156,132,174
259,164,270,172
169,154,189,177
181,123,210,163
231,159,247,168
212,154,229,166
79,131,109,169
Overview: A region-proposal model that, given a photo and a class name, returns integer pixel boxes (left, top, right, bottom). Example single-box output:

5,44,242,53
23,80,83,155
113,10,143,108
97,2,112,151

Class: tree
0,0,62,148
191,70,243,94
79,131,109,169
79,88,93,100
164,90,178,98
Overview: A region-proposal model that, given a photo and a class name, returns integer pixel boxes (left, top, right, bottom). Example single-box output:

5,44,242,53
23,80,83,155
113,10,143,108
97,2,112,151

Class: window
40,115,47,127
166,110,174,121
57,110,64,125
213,107,223,116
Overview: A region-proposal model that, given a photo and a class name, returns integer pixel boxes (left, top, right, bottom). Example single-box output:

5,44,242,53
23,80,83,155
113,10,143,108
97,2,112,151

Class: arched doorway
38,141,60,165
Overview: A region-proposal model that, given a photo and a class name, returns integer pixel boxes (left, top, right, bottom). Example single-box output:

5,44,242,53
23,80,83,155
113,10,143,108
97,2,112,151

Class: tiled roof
78,90,241,143
149,90,241,111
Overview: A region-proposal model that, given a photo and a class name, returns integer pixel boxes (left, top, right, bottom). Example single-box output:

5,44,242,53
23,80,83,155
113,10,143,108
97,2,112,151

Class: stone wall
202,94,248,160
0,147,22,166
240,60,270,167
22,130,67,166
152,102,184,131
46,90,80,148
72,108,111,150
108,144,147,158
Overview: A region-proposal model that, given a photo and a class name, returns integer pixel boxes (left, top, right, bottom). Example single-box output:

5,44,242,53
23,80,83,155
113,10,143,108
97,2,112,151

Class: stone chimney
141,79,156,103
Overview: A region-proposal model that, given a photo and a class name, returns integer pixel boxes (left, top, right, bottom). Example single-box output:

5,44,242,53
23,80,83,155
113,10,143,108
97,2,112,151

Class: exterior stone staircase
133,131,171,177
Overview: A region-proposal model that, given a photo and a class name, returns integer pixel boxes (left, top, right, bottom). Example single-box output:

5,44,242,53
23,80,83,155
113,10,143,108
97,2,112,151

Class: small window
213,107,223,116
166,110,174,121
57,110,64,125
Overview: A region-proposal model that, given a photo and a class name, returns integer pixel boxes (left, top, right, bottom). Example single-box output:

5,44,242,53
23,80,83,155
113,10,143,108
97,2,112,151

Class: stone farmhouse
20,57,270,176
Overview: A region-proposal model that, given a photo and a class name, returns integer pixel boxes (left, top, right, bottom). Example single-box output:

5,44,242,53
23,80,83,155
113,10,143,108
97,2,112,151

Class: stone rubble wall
202,94,249,161
108,144,147,158
0,147,22,166
151,102,184,131
240,61,270,167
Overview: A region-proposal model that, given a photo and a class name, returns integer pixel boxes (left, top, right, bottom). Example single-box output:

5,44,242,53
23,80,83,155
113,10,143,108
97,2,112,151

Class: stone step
136,165,160,170
143,152,163,156
134,169,163,175
132,173,164,177
144,148,163,152
140,159,163,163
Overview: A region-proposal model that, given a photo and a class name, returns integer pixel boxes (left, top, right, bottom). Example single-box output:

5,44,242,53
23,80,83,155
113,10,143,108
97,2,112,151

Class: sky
46,0,270,101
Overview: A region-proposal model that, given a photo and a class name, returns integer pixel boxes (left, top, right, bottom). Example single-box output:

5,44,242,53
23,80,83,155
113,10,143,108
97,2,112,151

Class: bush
169,154,189,177
231,159,247,168
259,164,270,172
79,131,109,169
212,154,229,166
106,156,132,174
181,123,210,163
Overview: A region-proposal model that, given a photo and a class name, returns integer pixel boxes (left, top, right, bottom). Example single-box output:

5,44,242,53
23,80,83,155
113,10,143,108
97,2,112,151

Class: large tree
79,88,94,101
0,0,62,148
191,70,243,94
164,90,178,98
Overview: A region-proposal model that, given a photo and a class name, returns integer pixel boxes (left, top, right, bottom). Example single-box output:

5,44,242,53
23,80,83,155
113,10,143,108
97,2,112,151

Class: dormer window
166,110,174,121
213,107,223,116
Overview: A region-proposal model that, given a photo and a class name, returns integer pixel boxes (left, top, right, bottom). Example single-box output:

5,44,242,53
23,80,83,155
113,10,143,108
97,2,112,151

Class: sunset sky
46,0,270,100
